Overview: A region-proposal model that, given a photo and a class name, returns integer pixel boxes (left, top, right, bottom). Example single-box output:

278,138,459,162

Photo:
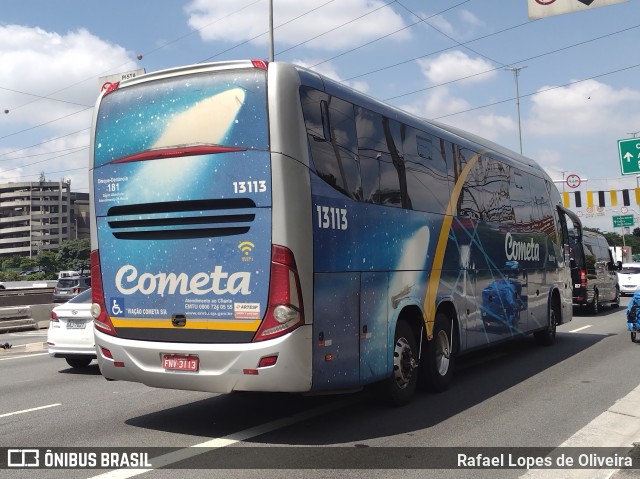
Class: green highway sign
613,214,634,227
619,138,640,175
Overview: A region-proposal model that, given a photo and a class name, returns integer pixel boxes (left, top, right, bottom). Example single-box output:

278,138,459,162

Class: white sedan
617,263,640,296
47,288,96,368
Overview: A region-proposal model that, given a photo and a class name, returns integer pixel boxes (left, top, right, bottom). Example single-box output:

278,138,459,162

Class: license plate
162,354,199,371
66,320,86,329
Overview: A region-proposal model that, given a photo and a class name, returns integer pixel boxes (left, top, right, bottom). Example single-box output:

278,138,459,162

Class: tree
1,255,23,271
55,239,90,273
36,251,60,278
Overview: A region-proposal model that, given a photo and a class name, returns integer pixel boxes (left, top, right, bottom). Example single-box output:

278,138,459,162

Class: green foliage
56,238,90,273
0,271,20,281
2,256,22,270
1,239,90,279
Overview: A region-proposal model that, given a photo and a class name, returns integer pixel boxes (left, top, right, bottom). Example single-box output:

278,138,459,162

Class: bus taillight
91,250,117,336
253,245,304,342
251,59,268,70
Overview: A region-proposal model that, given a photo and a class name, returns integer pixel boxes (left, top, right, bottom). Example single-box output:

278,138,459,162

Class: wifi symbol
238,241,255,256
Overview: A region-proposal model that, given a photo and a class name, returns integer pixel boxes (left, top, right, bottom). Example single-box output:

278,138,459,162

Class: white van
58,270,80,280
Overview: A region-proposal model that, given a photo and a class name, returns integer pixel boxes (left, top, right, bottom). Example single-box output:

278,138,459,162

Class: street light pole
505,66,527,155
268,0,274,62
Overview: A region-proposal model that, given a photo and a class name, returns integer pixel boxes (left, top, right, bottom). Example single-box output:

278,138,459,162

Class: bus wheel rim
436,330,450,376
393,337,415,389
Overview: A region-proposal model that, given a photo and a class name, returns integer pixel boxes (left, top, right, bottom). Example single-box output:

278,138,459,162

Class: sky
1,0,639,233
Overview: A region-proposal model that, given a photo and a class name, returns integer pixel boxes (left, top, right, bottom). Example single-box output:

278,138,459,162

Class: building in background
0,180,89,258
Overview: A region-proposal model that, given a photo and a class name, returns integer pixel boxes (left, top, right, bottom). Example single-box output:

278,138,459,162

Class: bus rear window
94,69,268,167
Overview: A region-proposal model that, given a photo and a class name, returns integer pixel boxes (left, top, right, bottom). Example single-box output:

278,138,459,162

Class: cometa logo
115,265,251,296
504,233,540,262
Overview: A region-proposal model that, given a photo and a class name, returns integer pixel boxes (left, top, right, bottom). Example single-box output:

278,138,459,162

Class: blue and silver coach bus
90,60,580,405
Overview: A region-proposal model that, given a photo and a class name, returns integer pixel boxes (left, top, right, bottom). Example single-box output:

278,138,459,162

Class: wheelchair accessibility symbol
110,297,125,317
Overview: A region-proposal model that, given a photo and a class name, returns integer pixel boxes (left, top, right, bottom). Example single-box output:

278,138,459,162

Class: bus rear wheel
420,312,455,393
382,320,418,407
534,300,559,346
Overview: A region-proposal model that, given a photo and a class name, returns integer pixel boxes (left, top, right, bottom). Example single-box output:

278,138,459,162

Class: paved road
0,301,639,478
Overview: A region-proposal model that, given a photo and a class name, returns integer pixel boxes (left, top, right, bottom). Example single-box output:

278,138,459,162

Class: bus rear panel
91,61,312,393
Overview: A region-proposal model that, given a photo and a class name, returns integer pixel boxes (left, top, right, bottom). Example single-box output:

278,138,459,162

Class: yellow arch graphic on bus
422,150,483,338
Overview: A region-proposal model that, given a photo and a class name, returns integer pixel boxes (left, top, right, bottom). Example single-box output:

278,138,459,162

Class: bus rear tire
382,320,418,407
534,300,559,346
420,312,455,393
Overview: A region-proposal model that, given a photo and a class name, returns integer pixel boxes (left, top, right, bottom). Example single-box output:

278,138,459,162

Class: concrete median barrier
0,303,54,333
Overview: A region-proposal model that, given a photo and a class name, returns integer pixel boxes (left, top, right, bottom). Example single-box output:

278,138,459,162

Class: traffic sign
565,174,580,188
613,214,634,227
619,138,640,175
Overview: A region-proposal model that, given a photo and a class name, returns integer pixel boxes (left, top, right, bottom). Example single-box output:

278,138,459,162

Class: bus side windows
510,169,534,230
403,131,452,215
300,87,361,200
355,107,405,208
528,175,555,234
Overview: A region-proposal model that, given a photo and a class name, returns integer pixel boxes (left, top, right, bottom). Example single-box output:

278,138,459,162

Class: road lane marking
0,352,49,361
0,403,61,418
569,325,592,333
521,383,640,478
89,396,361,479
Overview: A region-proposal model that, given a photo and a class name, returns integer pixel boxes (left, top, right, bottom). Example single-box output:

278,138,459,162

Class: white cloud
399,86,514,144
0,135,89,186
409,8,484,40
417,50,496,85
458,10,485,31
0,24,137,191
528,79,640,137
185,0,410,51
0,25,136,131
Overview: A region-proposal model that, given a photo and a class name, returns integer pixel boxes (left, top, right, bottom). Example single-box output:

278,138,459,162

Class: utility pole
268,0,274,62
505,66,527,155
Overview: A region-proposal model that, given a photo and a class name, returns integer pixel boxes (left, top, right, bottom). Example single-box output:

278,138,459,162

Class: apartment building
0,180,89,258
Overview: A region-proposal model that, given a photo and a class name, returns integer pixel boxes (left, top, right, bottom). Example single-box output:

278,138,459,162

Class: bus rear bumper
95,325,312,394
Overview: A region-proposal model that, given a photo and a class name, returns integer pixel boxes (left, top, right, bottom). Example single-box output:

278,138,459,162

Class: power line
1,0,264,115
276,0,397,56
0,129,89,159
199,0,337,62
0,86,92,109
0,106,92,142
0,145,88,163
395,0,504,67
342,19,535,82
310,0,473,69
382,22,640,101
429,63,640,121
1,146,87,174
